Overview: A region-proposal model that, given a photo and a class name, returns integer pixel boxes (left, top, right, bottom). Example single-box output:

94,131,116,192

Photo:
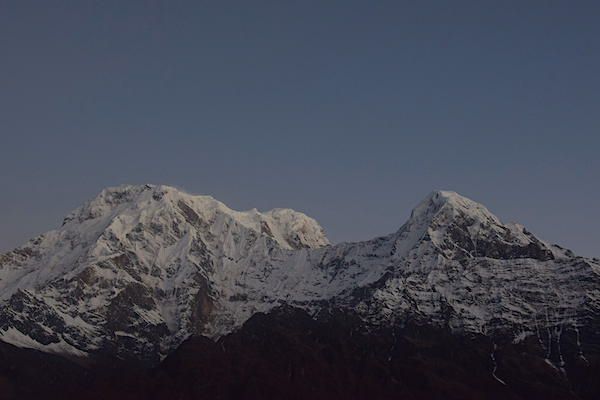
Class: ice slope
0,185,598,364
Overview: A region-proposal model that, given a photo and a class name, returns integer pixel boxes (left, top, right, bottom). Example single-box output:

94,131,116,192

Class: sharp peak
422,189,488,207
409,190,500,224
426,189,479,204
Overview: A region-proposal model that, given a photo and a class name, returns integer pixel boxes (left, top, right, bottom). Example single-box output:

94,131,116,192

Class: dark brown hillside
2,307,598,400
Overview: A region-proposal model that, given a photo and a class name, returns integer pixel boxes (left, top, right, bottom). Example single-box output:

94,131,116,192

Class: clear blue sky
1,1,598,257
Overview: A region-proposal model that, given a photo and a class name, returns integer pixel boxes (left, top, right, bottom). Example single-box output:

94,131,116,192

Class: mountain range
0,184,598,399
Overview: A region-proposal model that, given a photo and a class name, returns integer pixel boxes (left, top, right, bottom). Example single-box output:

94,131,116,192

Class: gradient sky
1,1,599,257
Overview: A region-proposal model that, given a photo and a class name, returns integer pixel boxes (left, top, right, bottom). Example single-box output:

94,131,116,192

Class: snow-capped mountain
0,184,598,365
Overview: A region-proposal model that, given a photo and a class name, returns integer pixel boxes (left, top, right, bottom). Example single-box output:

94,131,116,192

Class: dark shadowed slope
1,307,599,399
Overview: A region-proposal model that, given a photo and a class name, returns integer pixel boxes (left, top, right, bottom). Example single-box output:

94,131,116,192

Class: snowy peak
408,190,500,226
62,184,330,251
0,184,331,361
395,190,555,262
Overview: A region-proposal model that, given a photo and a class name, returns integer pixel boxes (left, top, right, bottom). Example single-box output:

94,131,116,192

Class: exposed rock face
146,307,596,400
0,185,598,375
2,307,599,400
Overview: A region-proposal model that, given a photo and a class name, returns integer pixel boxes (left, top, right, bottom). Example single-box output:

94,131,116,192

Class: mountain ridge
0,184,598,367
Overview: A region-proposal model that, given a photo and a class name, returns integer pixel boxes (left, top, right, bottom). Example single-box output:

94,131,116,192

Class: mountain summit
0,184,329,362
397,189,556,262
0,185,598,367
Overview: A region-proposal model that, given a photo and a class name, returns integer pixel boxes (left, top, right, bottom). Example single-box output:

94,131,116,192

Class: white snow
1,327,87,357
0,185,598,362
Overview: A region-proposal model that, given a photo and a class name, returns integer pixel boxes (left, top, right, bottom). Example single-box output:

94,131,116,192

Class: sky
0,1,598,257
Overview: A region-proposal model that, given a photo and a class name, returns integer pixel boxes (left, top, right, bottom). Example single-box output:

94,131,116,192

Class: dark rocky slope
1,307,599,400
